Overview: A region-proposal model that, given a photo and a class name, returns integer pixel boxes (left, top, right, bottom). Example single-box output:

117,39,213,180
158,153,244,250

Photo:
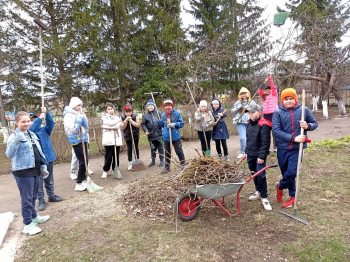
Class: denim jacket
6,128,48,171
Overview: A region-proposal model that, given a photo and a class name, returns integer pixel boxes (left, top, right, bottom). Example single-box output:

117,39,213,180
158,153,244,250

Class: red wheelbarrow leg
220,197,225,204
212,199,232,216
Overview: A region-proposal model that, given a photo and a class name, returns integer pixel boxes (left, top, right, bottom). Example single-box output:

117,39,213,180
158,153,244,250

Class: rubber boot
149,159,156,167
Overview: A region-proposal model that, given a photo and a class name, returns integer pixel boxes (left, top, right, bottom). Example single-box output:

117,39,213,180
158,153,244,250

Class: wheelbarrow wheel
174,194,200,222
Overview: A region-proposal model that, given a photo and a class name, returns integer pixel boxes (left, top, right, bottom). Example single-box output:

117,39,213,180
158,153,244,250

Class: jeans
103,145,120,171
72,143,88,184
197,131,212,154
214,139,228,156
247,155,268,198
164,139,185,169
14,175,40,225
38,161,55,202
237,124,247,154
150,140,164,161
126,138,139,162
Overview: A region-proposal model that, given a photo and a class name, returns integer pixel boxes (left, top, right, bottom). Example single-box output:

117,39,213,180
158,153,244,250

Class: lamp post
34,18,49,107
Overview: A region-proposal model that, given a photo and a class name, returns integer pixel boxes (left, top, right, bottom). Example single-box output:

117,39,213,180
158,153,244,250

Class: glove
14,131,26,142
167,123,176,128
200,116,205,121
75,117,84,130
237,104,242,109
201,124,208,130
41,107,47,113
39,113,46,119
126,116,132,122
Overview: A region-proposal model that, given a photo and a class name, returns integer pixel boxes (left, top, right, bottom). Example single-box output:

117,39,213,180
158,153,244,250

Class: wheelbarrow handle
236,154,247,165
245,164,278,183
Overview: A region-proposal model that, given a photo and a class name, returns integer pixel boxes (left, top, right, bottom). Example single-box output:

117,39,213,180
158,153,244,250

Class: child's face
249,111,260,121
106,106,114,115
125,111,132,116
147,105,155,111
16,116,31,131
265,88,271,95
200,105,207,112
239,92,248,99
74,104,82,111
212,102,219,110
283,97,296,108
164,104,172,112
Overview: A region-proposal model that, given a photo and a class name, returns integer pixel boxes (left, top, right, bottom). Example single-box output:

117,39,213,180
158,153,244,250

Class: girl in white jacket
101,102,123,178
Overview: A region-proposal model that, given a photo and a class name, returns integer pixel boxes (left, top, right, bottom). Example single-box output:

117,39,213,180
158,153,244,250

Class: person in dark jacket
141,99,164,167
29,108,63,211
120,104,141,171
273,88,318,208
211,98,230,161
157,99,185,174
245,104,272,211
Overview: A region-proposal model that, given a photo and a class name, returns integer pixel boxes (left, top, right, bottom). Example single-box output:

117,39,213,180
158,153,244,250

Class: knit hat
199,100,207,107
164,99,173,106
69,97,83,108
238,87,251,100
211,99,220,105
146,99,156,108
281,88,298,103
123,104,133,111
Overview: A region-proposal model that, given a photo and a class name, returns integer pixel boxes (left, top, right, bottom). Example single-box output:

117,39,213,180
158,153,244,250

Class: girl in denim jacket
5,112,50,235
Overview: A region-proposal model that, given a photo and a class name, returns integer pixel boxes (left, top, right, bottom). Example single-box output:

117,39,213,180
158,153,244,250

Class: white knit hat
199,100,207,107
69,97,83,108
164,99,173,105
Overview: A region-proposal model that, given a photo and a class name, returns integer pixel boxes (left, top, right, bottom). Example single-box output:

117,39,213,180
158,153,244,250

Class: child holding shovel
101,102,123,178
141,99,165,167
63,97,89,192
157,99,185,174
273,88,318,208
245,104,272,211
195,100,215,156
120,104,140,171
211,98,230,161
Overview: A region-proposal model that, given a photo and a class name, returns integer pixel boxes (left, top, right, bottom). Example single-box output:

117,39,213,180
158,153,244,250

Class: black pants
247,155,268,198
72,143,88,184
150,140,164,161
103,145,120,171
215,139,228,156
164,139,185,169
197,130,212,154
126,138,139,162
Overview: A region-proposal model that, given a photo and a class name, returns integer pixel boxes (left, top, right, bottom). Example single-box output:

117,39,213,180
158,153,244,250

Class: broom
112,129,122,179
167,111,174,176
129,119,146,171
81,127,103,193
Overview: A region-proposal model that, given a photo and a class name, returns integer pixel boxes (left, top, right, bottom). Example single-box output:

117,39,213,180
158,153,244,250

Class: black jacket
141,110,163,141
121,113,140,141
245,117,272,159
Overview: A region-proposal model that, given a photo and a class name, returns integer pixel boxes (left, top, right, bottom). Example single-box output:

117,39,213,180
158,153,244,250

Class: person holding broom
63,97,89,191
101,102,123,178
120,104,140,171
273,88,318,208
194,100,215,156
157,99,185,174
141,99,165,167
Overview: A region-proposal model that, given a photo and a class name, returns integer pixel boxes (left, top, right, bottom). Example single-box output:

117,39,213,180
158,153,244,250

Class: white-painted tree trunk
322,100,329,119
337,98,347,116
312,96,319,111
0,127,9,143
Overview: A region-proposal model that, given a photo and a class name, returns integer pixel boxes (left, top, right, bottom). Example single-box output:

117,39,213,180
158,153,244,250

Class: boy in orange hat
272,88,318,208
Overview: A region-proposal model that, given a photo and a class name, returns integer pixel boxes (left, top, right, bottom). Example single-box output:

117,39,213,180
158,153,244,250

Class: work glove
167,123,176,128
126,116,132,122
237,104,242,109
13,131,26,142
39,113,46,119
41,107,47,113
75,117,84,130
201,124,209,130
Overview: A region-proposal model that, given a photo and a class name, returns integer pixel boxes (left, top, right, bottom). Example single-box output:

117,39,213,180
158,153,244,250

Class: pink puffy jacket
258,77,278,114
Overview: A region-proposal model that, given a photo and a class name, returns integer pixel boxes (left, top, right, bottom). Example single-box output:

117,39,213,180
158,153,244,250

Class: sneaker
237,153,244,159
248,191,261,201
75,183,87,191
23,222,42,235
276,183,284,203
128,162,132,171
32,215,50,224
160,168,170,174
149,159,156,167
261,198,272,211
225,156,230,162
283,197,295,208
48,195,63,202
101,171,108,179
88,169,94,175
218,154,223,160
38,200,46,211
82,180,88,189
70,172,77,180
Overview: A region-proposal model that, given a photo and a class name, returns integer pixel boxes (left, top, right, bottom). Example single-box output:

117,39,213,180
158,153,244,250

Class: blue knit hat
146,99,156,108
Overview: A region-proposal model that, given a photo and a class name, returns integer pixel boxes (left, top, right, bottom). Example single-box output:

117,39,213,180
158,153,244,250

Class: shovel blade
279,210,309,225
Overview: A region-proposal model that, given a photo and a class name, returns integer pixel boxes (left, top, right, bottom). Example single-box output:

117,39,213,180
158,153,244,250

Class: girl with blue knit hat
141,99,164,167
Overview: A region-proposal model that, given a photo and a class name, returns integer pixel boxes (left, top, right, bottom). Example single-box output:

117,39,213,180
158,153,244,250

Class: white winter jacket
101,113,123,146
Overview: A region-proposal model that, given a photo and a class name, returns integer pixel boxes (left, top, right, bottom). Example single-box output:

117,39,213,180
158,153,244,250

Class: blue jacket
29,111,56,163
6,129,48,171
157,109,184,142
272,103,318,150
211,98,229,140
63,106,89,145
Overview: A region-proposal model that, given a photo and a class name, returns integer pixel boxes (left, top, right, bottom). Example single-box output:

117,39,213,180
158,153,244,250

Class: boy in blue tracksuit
157,99,185,174
273,88,318,208
29,108,63,211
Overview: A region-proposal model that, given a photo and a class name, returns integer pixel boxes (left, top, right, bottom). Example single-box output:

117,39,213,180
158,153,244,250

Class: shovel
113,130,122,179
201,113,211,157
129,120,146,171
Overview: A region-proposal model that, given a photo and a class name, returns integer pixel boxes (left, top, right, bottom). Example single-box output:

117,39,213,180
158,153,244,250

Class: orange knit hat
281,88,298,103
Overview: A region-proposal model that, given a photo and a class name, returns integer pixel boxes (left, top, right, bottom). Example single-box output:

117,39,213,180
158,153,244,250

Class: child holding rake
101,102,123,178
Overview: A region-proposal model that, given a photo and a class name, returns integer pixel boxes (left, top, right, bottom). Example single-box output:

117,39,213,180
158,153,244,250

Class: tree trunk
322,100,329,119
0,87,9,143
332,89,347,116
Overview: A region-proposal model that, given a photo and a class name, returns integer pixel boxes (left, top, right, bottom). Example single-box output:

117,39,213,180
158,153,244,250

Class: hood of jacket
63,106,78,117
211,98,222,111
238,87,251,100
69,97,83,108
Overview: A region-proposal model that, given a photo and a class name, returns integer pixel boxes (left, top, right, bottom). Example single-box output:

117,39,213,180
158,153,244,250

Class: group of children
5,73,318,236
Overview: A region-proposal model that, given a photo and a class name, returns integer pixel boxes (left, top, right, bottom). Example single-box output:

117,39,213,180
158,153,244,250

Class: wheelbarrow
173,156,278,221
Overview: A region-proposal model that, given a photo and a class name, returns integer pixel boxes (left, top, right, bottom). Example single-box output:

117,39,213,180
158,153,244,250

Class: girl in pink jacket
258,73,278,152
